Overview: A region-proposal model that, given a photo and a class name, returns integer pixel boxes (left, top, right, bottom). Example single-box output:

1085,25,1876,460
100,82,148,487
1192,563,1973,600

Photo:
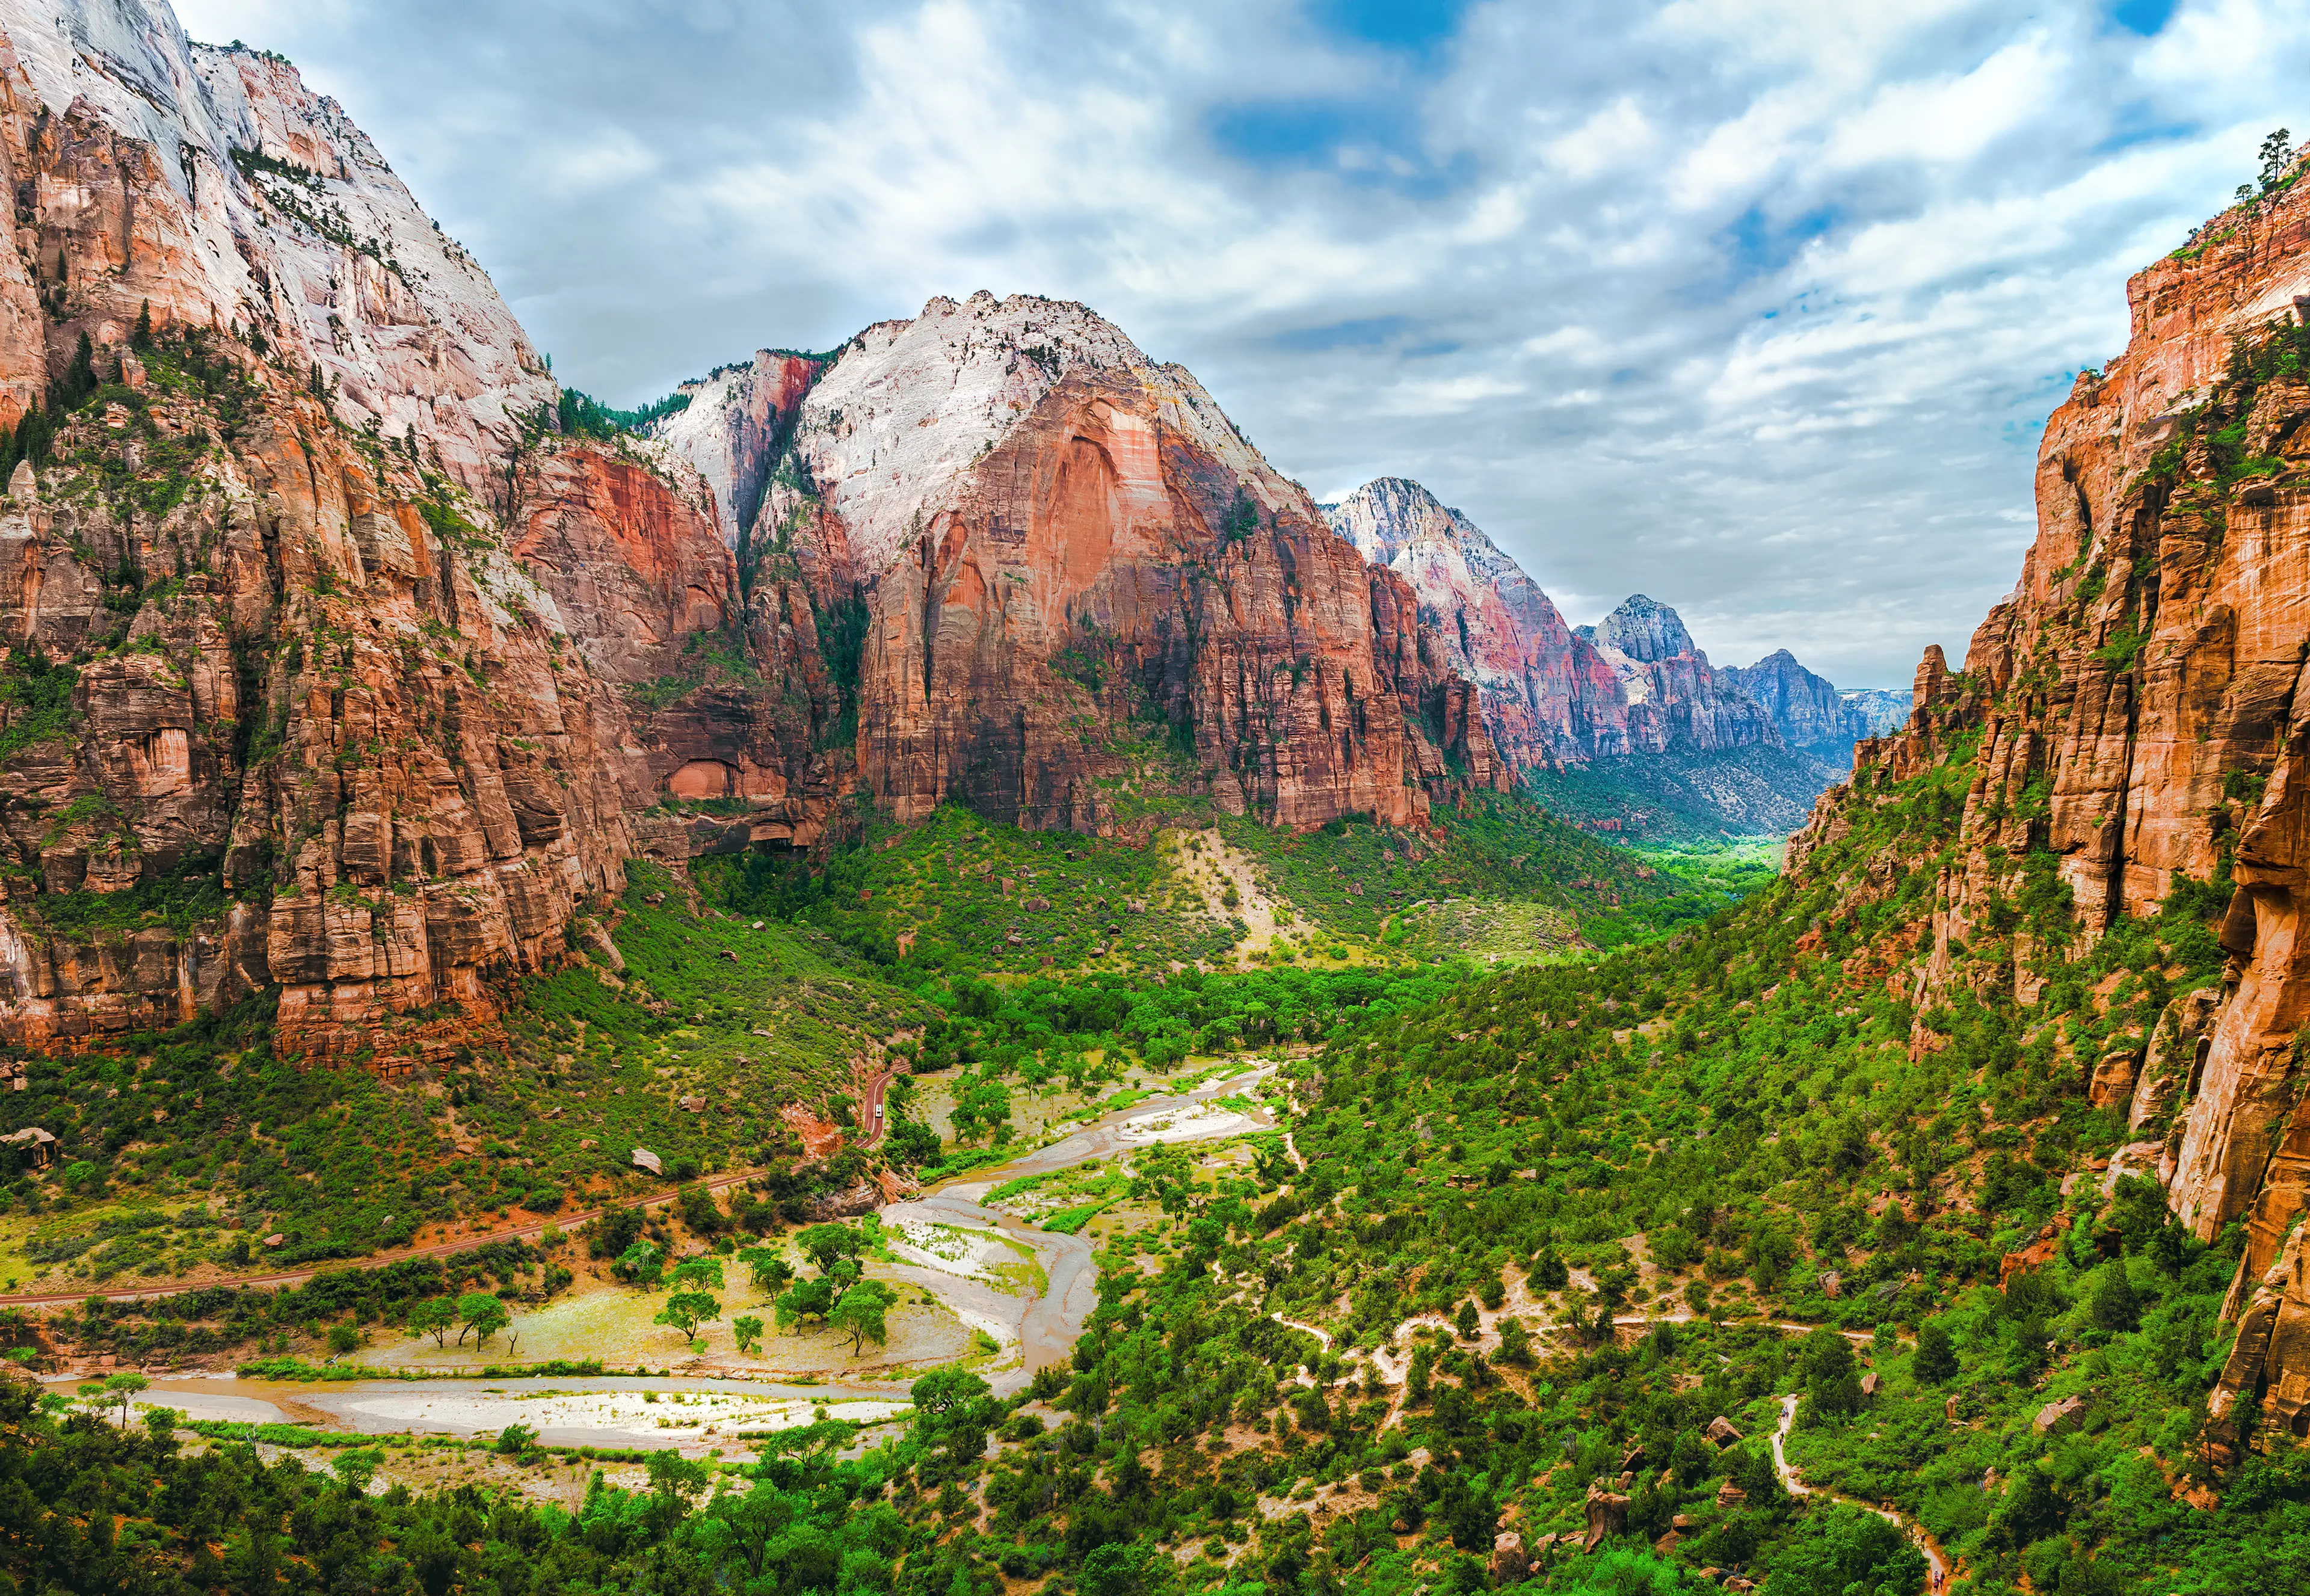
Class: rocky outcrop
1787,141,2310,1458
0,0,554,491
664,295,1510,833
1322,477,1625,769
1577,595,1779,756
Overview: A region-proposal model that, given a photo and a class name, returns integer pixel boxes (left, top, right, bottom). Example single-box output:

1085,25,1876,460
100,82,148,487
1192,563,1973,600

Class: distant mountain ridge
1321,479,1902,834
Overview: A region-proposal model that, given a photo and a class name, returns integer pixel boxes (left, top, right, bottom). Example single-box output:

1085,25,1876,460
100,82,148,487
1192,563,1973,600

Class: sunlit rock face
663,294,1508,834
1783,147,2310,1458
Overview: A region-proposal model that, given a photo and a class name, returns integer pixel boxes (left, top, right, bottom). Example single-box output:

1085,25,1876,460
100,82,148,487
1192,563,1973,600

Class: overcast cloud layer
170,0,2309,686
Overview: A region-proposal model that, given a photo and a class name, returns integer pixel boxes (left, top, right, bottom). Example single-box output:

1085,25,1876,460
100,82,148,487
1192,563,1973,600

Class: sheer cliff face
1322,478,1625,769
0,5,1509,1061
0,4,761,1061
0,0,554,491
647,351,821,549
665,294,1509,833
1788,153,2310,1447
1321,482,1787,769
1578,594,1779,757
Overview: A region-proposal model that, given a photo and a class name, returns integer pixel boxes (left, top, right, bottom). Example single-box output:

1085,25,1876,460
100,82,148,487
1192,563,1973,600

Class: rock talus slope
1787,150,2310,1450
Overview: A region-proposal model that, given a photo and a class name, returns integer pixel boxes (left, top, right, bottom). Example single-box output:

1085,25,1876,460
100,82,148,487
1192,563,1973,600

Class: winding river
130,1061,1280,1450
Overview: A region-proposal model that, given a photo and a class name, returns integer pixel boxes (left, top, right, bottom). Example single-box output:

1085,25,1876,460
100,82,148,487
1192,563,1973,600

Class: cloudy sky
171,0,2305,685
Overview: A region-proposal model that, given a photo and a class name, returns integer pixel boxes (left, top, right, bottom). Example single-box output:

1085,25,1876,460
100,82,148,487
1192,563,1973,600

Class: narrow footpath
1772,1393,1952,1591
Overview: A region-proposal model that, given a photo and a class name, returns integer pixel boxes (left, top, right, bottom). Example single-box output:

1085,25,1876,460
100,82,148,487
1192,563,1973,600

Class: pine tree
131,299,153,351
57,333,97,410
1912,1320,1958,1384
2089,1263,2140,1333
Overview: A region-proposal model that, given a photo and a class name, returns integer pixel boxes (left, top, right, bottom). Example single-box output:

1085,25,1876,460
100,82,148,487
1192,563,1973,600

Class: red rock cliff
665,294,1511,834
1787,144,2310,1449
0,5,759,1061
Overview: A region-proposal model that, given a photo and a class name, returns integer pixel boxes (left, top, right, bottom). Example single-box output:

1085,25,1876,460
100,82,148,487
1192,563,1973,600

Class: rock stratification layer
665,295,1510,833
1788,150,2310,1449
0,2,794,1060
0,5,1508,1058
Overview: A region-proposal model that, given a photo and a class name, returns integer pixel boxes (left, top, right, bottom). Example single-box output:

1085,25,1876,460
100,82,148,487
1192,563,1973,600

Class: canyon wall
662,295,1511,834
1323,479,1881,792
0,2,1509,1059
0,1,784,1061
1578,594,1779,757
1788,153,2310,1449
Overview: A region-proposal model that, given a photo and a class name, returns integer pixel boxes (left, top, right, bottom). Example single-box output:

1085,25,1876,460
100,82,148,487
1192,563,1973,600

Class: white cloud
158,0,2310,687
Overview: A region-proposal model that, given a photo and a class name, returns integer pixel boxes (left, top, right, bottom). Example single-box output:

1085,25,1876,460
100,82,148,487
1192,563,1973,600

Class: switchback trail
1772,1393,1951,1590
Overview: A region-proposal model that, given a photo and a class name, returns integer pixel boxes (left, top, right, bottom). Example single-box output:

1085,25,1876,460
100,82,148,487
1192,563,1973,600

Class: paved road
859,1062,906,1148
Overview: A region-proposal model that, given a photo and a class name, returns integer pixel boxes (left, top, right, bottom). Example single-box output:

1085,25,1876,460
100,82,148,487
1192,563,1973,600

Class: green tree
457,1293,510,1351
910,1367,999,1465
829,1280,898,1354
407,1298,455,1349
733,1314,765,1355
100,1372,147,1426
794,1222,867,1276
1802,1326,1862,1418
1913,1320,1958,1384
775,1275,836,1333
331,1446,383,1496
655,1292,721,1341
616,1239,665,1287
950,1080,1012,1145
886,1117,941,1169
739,1246,795,1299
2090,1263,2140,1333
670,1256,727,1293
1756,1503,1926,1595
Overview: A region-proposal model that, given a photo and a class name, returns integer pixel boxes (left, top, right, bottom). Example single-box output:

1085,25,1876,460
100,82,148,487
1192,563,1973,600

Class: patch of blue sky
1267,314,1422,353
1310,0,1469,56
2108,0,2179,37
1207,98,1473,196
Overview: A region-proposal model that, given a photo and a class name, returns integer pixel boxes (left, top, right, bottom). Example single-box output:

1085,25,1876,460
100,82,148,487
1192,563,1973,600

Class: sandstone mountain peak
1721,646,1894,754
0,0,553,490
1587,593,1699,665
767,291,1271,585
